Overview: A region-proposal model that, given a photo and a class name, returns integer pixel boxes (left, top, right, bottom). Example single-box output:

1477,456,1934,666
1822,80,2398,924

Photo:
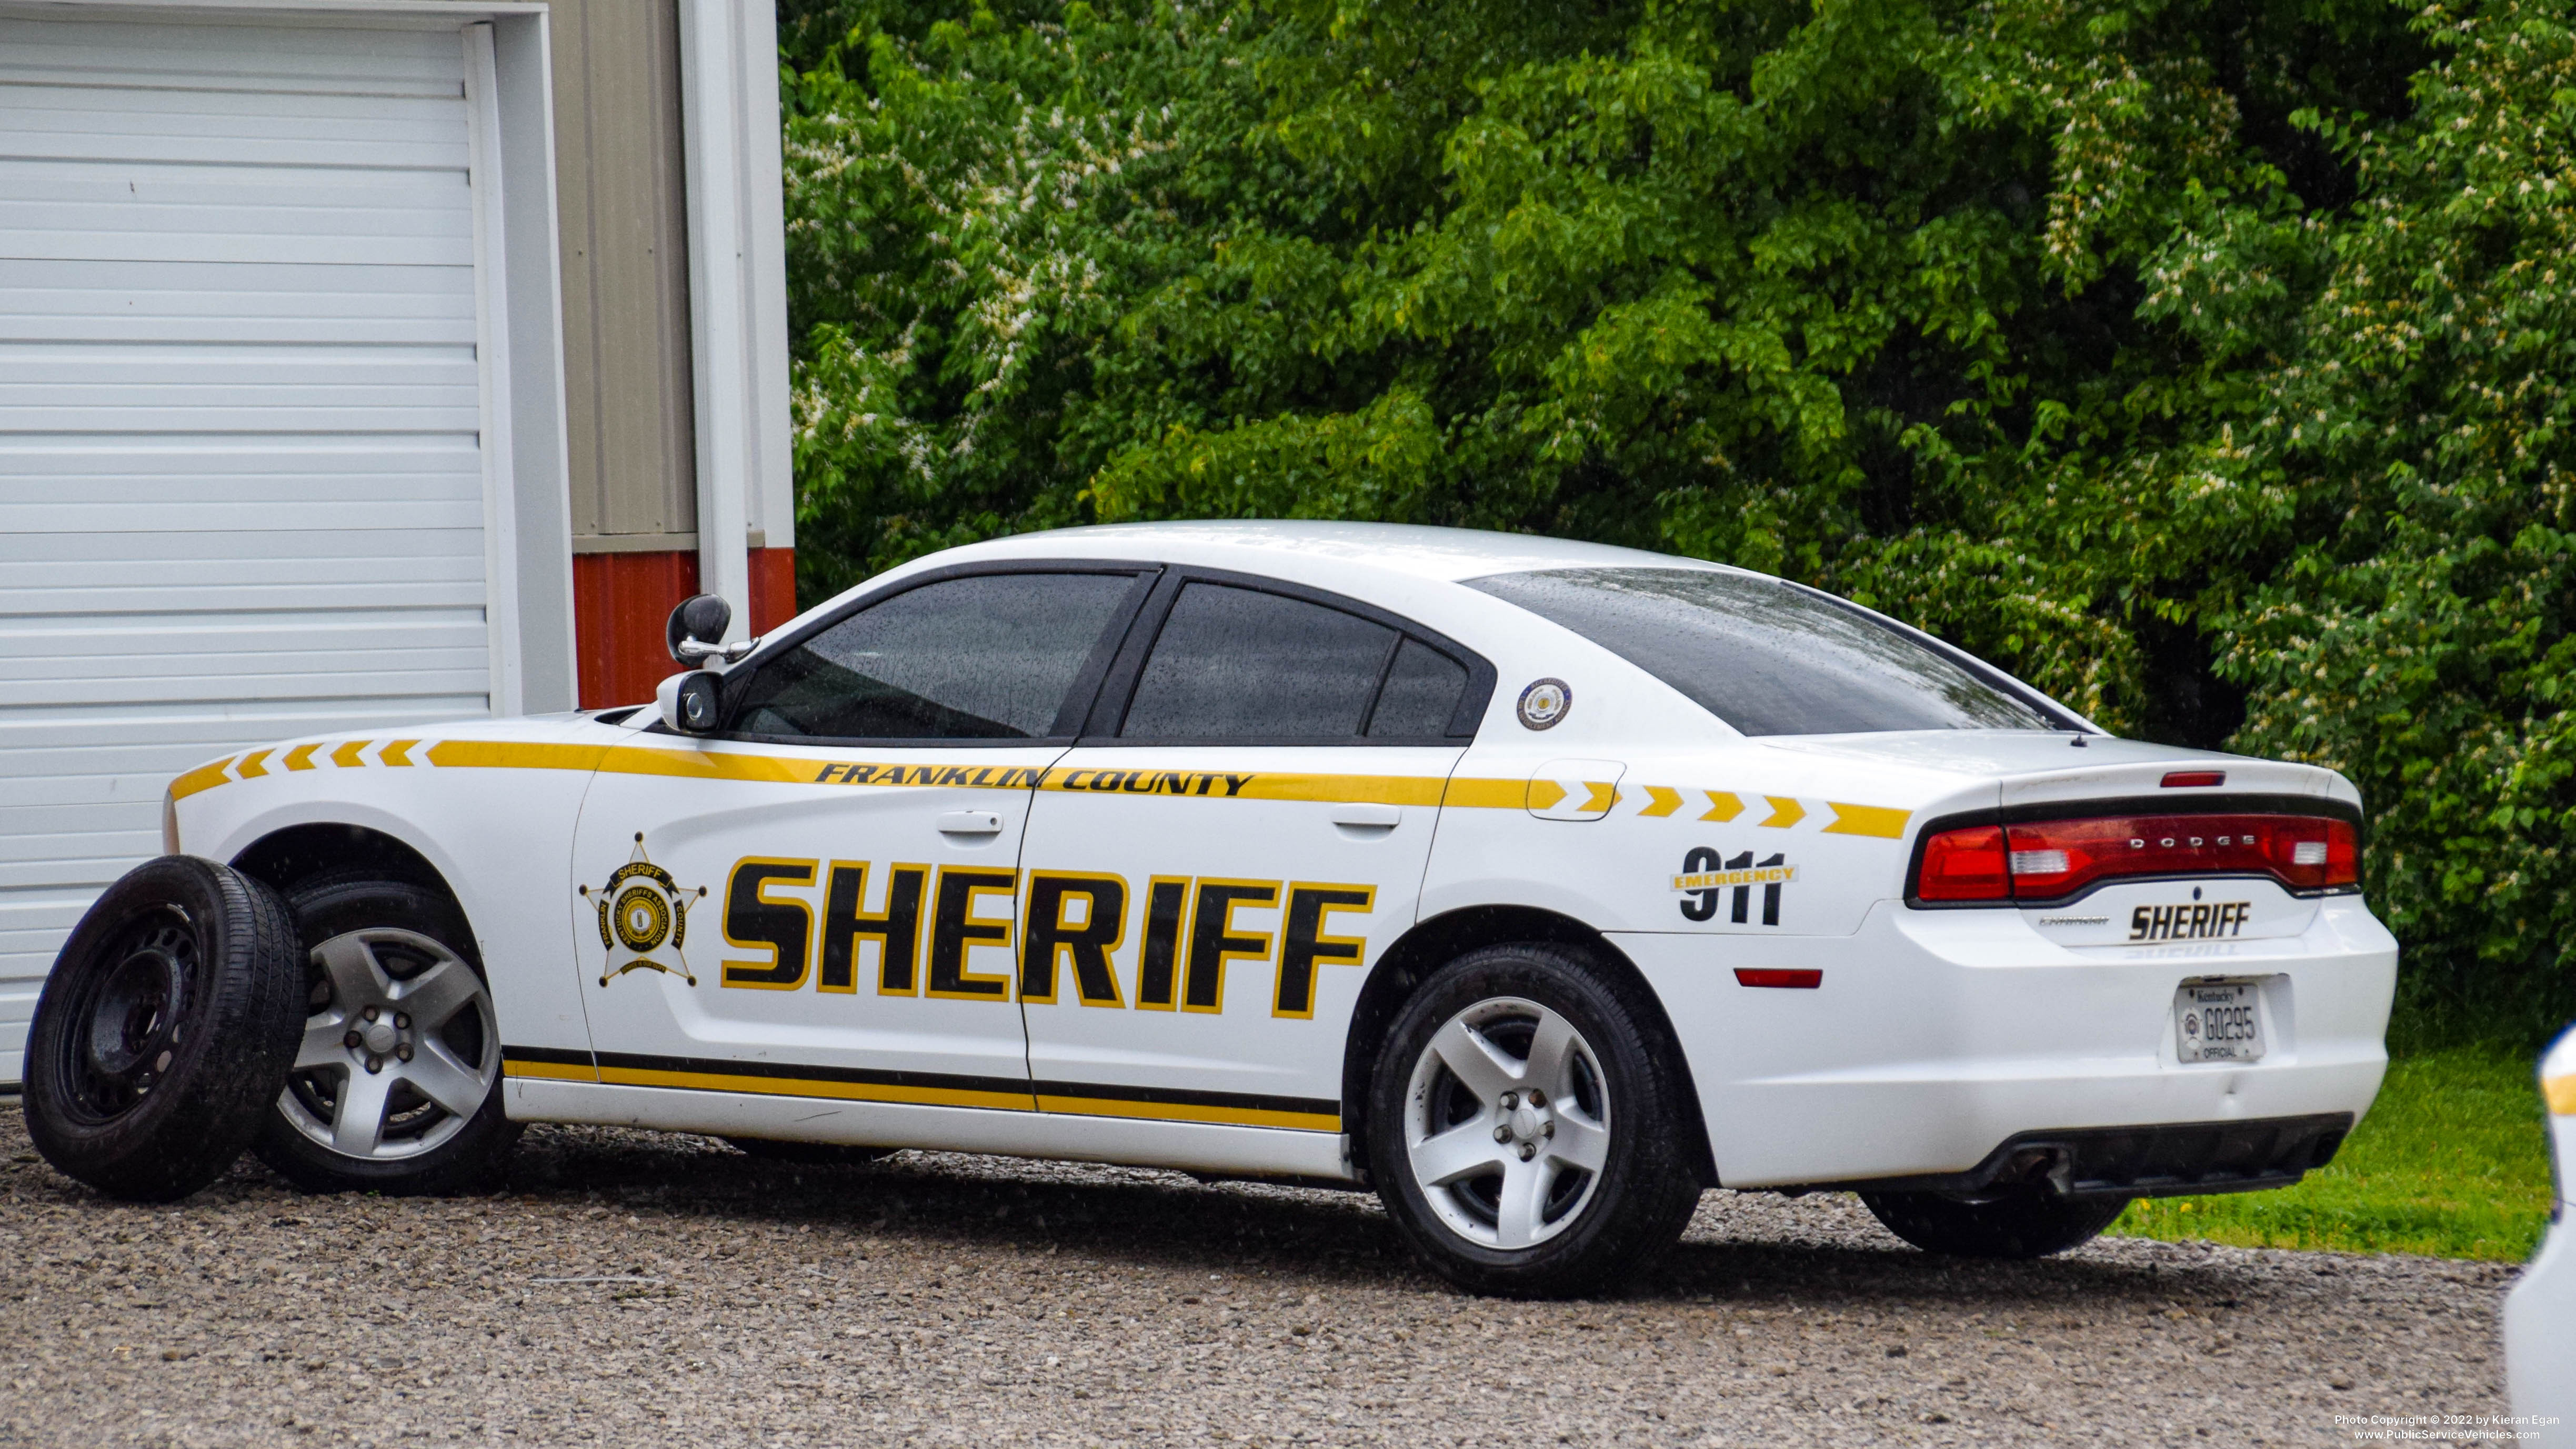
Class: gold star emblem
578,834,705,986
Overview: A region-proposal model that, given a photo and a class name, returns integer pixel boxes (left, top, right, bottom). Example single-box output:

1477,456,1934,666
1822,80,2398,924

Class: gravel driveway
0,1109,2516,1447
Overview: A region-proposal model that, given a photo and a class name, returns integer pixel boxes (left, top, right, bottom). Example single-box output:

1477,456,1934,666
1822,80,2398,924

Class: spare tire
24,856,305,1201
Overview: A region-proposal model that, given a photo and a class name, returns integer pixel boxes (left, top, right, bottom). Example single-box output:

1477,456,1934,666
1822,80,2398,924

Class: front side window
734,572,1137,741
1467,567,2057,736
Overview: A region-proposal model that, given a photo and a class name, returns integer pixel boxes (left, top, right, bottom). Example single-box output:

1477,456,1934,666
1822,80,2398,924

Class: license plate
2174,981,2264,1063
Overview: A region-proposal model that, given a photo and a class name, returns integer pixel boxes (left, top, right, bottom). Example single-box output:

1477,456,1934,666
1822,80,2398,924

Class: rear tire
1366,943,1701,1298
252,874,518,1195
1860,1188,2131,1258
24,857,305,1201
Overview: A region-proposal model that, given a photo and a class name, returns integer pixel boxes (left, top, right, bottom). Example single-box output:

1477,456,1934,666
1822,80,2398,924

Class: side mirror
657,669,725,735
666,593,733,664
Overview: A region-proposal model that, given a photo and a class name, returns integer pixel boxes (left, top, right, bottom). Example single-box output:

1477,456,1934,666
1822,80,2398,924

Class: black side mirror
658,669,725,735
666,593,733,664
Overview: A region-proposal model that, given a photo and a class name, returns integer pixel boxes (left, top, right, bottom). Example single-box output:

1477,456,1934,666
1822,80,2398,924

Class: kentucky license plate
2174,981,2264,1064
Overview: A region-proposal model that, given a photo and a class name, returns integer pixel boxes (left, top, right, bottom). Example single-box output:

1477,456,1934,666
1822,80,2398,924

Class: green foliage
2203,3,2576,1031
778,0,2576,1025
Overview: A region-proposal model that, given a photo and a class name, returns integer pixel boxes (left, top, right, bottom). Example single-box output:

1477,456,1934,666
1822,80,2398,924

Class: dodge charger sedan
26,523,2394,1295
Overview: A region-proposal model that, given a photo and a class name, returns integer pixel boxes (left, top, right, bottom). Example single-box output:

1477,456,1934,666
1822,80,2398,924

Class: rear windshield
1466,567,2058,736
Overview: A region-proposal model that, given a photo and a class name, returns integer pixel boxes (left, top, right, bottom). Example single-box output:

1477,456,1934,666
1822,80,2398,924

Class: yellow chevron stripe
169,756,236,802
1822,803,1911,838
171,733,1924,846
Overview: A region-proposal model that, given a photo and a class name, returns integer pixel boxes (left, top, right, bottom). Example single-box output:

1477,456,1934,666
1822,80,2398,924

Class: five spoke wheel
1403,996,1611,1251
279,927,499,1161
1369,942,1702,1295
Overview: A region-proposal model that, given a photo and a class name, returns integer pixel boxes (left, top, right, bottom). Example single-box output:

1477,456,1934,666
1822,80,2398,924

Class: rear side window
1467,567,2057,736
1122,583,1394,738
1117,582,1475,740
734,572,1136,740
1367,639,1469,737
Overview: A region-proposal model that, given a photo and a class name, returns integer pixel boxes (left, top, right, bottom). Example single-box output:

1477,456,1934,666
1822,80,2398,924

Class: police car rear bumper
1612,895,2397,1190
1805,1112,2354,1201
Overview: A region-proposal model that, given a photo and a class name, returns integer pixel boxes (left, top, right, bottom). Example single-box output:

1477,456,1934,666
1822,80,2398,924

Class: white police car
24,523,2396,1295
2505,1025,2575,1443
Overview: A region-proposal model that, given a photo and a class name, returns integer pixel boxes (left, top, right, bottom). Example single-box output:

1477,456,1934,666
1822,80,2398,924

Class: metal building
0,0,796,1086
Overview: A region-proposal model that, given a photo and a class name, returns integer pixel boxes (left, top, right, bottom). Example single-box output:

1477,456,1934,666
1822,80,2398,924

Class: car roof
930,521,1742,586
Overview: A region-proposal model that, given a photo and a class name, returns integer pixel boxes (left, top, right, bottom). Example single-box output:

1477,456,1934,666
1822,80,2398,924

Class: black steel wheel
24,856,305,1201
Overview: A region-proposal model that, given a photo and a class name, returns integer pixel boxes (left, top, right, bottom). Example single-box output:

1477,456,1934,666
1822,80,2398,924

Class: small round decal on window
1516,678,1571,731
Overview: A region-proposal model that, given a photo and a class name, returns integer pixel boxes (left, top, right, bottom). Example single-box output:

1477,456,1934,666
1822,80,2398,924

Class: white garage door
0,15,497,1085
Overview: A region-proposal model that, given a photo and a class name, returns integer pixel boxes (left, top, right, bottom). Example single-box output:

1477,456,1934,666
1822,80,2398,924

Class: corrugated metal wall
552,0,698,554
0,13,492,1083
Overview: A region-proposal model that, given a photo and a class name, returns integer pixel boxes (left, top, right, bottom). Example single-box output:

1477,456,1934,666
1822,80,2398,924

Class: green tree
2198,1,2576,1028
777,0,2575,1027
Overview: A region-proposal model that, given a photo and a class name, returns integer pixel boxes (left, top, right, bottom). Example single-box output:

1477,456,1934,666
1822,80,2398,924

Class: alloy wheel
277,928,499,1161
1402,995,1612,1250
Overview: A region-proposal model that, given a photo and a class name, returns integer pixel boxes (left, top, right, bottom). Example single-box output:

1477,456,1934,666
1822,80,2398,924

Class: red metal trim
573,548,799,708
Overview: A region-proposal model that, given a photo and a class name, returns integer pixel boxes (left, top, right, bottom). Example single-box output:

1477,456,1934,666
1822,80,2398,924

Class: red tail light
1916,824,2010,901
1914,814,2359,903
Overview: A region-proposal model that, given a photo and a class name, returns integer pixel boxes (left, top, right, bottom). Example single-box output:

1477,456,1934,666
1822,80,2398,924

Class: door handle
935,810,1005,836
1330,804,1402,830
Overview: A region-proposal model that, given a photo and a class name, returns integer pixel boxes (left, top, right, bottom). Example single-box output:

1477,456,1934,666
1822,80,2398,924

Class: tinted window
735,572,1135,740
1121,583,1396,738
1468,567,2054,736
1366,638,1468,737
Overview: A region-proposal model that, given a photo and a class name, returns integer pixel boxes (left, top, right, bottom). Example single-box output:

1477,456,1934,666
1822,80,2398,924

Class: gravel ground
0,1108,2517,1447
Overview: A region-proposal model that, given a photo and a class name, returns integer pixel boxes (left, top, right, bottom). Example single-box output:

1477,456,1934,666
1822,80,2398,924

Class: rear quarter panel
1417,621,2004,936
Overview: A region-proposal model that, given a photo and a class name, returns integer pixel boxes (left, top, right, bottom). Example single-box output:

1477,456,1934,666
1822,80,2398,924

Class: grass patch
2112,1044,2555,1261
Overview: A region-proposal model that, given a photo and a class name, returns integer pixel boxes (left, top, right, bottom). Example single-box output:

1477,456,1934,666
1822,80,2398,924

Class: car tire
252,874,519,1195
1860,1188,2131,1258
24,856,306,1202
1366,942,1702,1298
724,1137,892,1166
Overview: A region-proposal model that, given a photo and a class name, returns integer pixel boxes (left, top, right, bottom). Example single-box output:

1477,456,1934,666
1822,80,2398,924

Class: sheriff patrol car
24,523,2397,1295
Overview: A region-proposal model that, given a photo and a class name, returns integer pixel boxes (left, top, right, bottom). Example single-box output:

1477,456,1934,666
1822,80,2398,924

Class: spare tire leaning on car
23,856,306,1202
